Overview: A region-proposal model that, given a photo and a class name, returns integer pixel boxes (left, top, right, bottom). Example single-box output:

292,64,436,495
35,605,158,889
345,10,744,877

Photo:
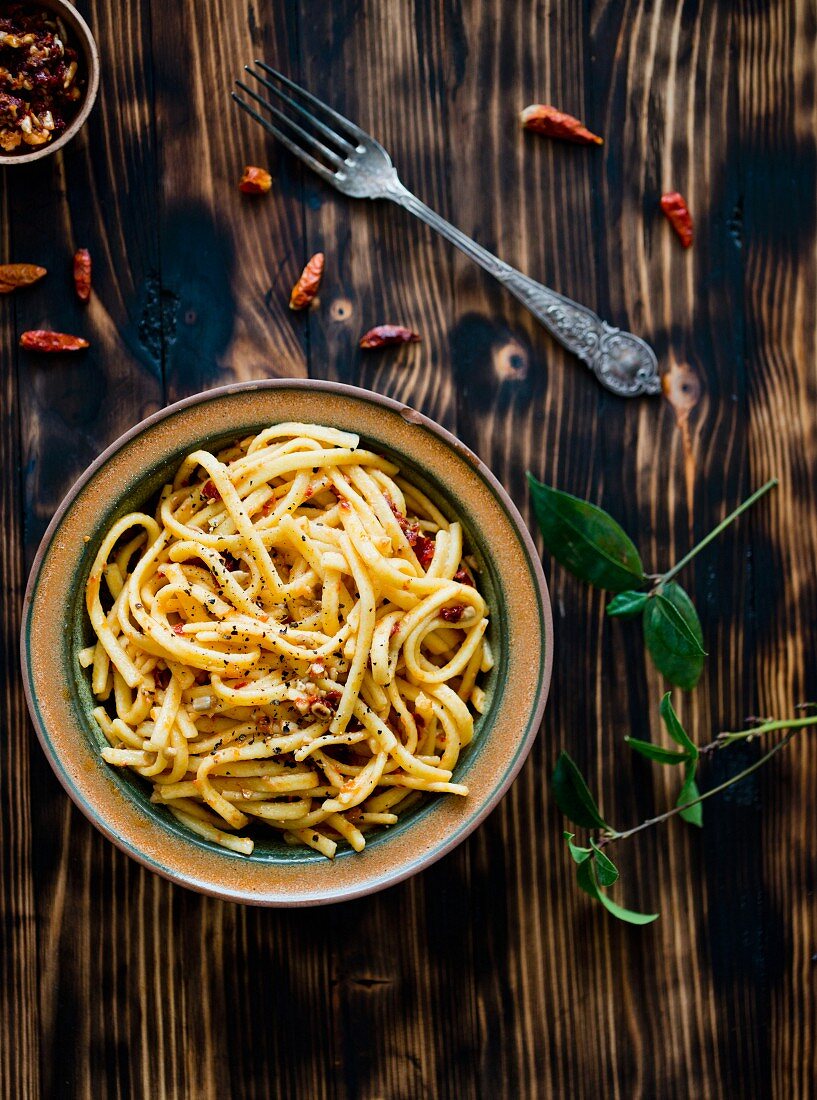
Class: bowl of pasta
21,379,552,905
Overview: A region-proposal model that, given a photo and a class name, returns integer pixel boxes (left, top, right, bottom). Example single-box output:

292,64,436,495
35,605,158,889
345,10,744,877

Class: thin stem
708,713,817,750
605,730,795,843
657,478,778,588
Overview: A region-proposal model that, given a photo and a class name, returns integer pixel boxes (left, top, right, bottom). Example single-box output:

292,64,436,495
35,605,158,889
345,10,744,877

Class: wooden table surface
2,1,815,1097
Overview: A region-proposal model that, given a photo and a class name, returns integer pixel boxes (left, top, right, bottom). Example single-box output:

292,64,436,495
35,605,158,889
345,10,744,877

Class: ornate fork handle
386,182,661,397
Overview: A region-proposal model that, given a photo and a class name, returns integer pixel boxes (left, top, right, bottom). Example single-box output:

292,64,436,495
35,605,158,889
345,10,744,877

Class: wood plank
298,0,462,431
147,5,340,1098
739,1,817,1095
295,5,480,1097
151,0,307,400
7,1,164,1096
443,0,758,1096
0,172,41,1100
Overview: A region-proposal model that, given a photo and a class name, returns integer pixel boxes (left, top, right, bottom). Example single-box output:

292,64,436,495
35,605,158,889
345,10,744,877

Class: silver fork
232,63,661,398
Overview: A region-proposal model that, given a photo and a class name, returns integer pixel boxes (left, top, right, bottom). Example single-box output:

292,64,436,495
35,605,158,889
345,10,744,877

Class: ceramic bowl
21,379,553,905
0,0,100,166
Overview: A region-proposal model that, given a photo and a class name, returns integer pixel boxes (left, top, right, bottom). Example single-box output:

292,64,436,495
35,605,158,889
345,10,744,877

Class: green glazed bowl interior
22,379,553,905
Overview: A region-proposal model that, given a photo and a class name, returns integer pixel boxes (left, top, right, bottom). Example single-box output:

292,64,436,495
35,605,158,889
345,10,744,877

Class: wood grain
0,165,40,1100
2,0,815,1096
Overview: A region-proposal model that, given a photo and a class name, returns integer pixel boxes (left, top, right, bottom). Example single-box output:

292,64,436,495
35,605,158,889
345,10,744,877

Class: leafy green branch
526,475,777,689
553,697,814,924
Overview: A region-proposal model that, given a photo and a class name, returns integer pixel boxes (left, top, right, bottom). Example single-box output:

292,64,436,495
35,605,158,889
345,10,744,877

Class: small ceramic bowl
0,0,100,166
21,379,553,905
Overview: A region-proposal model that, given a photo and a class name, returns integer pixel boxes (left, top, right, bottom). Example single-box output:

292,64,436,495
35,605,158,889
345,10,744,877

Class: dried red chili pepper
238,165,272,194
0,263,46,293
520,104,603,146
289,252,325,310
660,192,693,248
19,330,88,352
359,325,421,349
201,479,221,501
73,248,91,302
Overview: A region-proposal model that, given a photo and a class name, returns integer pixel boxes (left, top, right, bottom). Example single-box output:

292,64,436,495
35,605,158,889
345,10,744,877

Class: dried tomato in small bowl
0,1,99,165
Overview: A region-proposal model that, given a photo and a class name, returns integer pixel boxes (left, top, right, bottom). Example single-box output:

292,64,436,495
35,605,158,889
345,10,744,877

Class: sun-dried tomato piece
289,252,325,311
440,604,466,623
200,479,221,501
73,248,91,301
388,500,408,529
0,263,46,293
520,104,603,146
660,192,693,248
414,535,436,569
19,330,88,351
238,165,272,194
388,499,419,540
454,566,475,587
359,325,421,349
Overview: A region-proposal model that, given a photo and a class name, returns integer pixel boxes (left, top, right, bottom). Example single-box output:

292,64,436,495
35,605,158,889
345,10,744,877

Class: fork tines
232,62,364,182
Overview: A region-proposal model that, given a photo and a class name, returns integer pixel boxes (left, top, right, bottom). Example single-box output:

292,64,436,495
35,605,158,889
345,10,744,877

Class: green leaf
659,692,699,758
625,737,688,765
590,841,619,886
563,832,593,864
575,856,600,900
607,590,650,618
643,582,706,689
552,751,609,830
576,859,659,925
677,766,703,827
527,474,647,593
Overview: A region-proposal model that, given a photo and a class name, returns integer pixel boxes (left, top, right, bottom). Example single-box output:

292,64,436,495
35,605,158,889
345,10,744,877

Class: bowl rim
0,0,100,166
21,377,554,904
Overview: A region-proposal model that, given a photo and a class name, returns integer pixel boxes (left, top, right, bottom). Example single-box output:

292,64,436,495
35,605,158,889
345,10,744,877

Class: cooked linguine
81,422,491,858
